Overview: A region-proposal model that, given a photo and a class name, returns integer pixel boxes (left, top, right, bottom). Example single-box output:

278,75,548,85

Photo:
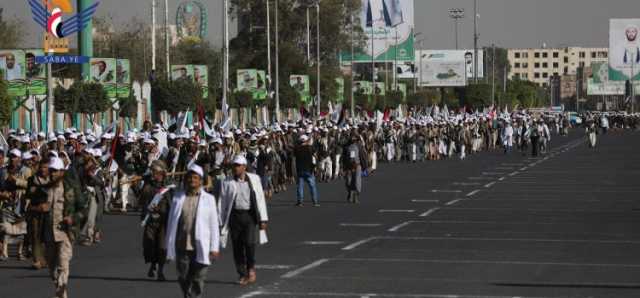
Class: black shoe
157,273,166,282
147,267,156,278
296,202,303,207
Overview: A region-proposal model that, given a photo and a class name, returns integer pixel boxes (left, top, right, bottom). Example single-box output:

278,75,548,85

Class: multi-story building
507,47,608,87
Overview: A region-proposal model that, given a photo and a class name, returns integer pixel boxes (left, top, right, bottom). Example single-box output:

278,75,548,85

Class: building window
564,67,569,74
543,73,548,78
514,63,521,68
591,52,597,58
579,62,585,68
579,52,586,58
523,73,529,79
553,62,559,68
534,62,540,68
564,57,569,63
523,52,529,58
542,62,548,68
542,52,548,58
553,72,559,76
553,52,559,58
515,52,521,59
542,83,548,87
514,73,520,79
523,62,529,68
534,72,540,79
603,52,608,58
534,52,540,58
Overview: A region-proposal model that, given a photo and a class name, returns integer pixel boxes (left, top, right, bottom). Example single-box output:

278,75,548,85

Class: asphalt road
2,129,639,298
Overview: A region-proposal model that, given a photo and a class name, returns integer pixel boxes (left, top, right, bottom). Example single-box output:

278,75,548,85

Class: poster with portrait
171,65,194,81
374,82,386,96
25,49,46,95
254,70,268,101
193,65,208,98
0,50,26,97
90,58,117,98
289,75,311,103
237,69,258,92
609,19,640,81
116,59,131,98
353,81,373,95
396,83,407,101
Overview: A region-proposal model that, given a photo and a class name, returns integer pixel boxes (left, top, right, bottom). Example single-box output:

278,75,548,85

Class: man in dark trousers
294,135,319,207
219,155,269,286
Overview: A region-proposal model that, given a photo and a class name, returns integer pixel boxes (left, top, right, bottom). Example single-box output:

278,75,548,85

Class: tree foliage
151,78,202,115
0,70,11,127
54,82,110,115
118,93,138,118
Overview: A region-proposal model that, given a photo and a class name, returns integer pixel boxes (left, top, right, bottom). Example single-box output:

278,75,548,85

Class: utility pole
473,0,479,83
275,0,280,121
316,1,321,118
350,14,355,118
491,43,495,106
266,0,272,97
164,0,170,80
394,26,398,90
223,0,229,120
151,0,157,72
307,6,311,65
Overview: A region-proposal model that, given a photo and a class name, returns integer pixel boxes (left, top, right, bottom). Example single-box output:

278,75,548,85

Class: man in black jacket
294,135,319,207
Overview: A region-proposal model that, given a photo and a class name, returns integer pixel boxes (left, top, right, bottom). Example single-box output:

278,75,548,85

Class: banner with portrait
0,50,26,97
90,58,117,98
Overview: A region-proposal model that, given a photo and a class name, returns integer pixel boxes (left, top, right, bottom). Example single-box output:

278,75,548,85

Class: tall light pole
413,32,423,93
448,8,464,50
223,0,229,120
164,0,170,80
275,0,280,122
307,5,311,65
350,14,355,118
473,0,479,83
151,0,157,72
315,1,321,118
266,0,272,98
491,43,496,106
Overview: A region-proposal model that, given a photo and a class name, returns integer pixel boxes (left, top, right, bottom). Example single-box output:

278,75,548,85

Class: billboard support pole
350,14,355,118
46,61,54,133
316,2,321,119
632,59,635,113
275,0,280,122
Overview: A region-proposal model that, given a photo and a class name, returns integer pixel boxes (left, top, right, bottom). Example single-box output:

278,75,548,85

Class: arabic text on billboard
420,60,467,87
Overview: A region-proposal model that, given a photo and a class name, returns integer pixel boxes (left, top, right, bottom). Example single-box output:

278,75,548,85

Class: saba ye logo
28,0,100,53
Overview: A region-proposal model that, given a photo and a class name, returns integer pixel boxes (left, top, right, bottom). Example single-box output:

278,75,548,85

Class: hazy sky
4,0,640,49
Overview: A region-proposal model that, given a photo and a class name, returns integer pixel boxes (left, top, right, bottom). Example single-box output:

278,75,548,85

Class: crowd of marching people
0,108,638,297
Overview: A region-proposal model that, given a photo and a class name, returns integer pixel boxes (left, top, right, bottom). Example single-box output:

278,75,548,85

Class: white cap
48,151,59,159
91,149,102,158
57,135,66,141
21,136,30,143
48,158,65,171
9,149,22,158
187,164,204,178
299,135,309,143
22,152,33,160
232,155,247,165
143,138,156,145
37,132,46,138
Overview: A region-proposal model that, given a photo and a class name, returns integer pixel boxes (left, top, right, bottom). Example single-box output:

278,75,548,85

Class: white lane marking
255,264,294,270
482,172,505,176
445,199,463,206
431,189,462,193
484,182,496,188
411,199,440,203
388,221,419,232
468,177,495,180
341,237,378,250
509,171,520,176
494,167,515,170
520,167,529,171
452,182,482,186
376,236,640,245
498,177,506,181
419,208,440,217
281,259,330,278
378,209,415,213
529,163,537,167
303,241,344,245
337,257,640,268
340,223,382,227
466,189,481,197
240,291,556,298
502,163,525,166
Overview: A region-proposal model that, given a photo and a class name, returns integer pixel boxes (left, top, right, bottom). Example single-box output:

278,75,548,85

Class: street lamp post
491,43,496,106
473,0,479,83
448,8,464,50
315,1,321,119
275,0,280,122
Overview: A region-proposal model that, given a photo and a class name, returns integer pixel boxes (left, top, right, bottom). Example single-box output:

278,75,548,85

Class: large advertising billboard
116,59,131,98
90,58,117,98
172,65,194,81
420,60,467,87
341,0,414,63
193,65,208,99
418,50,484,79
237,69,258,92
353,81,373,95
609,19,640,81
0,50,26,97
589,61,640,95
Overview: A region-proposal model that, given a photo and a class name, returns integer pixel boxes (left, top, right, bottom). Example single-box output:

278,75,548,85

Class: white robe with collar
218,172,269,248
165,189,220,266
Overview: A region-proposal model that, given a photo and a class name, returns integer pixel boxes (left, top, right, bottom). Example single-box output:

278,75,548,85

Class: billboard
90,58,117,98
254,70,267,101
237,69,258,92
193,65,208,99
420,60,467,87
25,49,46,96
336,78,345,103
171,65,194,81
374,82,386,96
290,75,311,103
0,50,26,97
116,59,131,98
609,19,640,81
353,81,373,95
341,0,414,63
418,50,484,79
395,83,407,101
588,61,640,95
